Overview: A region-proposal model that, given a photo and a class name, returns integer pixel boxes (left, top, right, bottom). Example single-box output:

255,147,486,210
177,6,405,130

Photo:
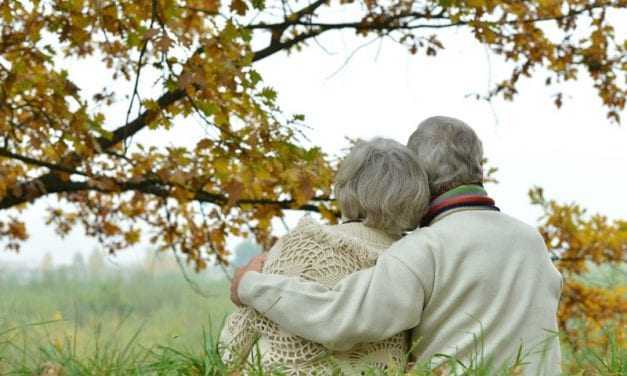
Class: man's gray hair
334,138,430,236
407,116,484,196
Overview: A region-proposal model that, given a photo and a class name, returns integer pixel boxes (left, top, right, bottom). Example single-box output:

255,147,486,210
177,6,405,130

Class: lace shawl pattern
219,217,408,375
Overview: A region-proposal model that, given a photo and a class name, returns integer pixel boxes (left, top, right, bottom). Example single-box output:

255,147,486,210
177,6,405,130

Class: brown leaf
230,0,248,15
142,28,160,42
224,179,244,206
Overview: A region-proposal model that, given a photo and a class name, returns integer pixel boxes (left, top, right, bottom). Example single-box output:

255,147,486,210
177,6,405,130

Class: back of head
334,138,430,236
407,116,484,197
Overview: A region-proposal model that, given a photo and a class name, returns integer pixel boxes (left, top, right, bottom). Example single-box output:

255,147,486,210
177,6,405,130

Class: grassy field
0,259,624,375
0,260,236,375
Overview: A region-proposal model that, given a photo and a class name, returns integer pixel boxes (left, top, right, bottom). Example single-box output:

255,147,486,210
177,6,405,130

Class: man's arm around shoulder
234,229,439,351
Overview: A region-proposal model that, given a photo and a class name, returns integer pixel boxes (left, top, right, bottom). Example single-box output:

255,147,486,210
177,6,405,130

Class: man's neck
431,183,485,203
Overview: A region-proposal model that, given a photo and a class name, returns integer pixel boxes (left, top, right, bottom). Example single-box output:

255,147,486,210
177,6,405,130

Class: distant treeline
0,239,262,283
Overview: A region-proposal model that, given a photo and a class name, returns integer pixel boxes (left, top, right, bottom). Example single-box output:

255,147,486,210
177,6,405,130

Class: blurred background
0,0,625,373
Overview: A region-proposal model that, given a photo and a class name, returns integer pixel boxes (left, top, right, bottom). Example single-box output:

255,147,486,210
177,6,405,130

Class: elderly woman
219,138,430,374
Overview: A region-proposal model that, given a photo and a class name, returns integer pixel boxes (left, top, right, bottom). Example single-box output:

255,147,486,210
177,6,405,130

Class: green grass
0,265,624,375
0,264,235,374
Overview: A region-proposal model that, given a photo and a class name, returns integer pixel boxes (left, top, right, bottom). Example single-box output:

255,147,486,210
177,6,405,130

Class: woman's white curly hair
334,137,430,236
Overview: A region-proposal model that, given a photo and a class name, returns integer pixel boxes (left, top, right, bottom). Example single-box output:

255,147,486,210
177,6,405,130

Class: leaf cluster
530,187,626,363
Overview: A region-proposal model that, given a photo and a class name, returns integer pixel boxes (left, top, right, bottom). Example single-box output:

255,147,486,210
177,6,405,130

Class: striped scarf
422,185,499,226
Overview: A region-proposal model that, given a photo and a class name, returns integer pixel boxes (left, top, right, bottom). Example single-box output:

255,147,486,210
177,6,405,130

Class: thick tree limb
0,147,333,214
1,173,330,214
97,88,187,151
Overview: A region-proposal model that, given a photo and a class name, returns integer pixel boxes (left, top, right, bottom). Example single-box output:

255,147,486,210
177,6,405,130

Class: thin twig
326,35,386,80
163,199,215,299
124,0,159,152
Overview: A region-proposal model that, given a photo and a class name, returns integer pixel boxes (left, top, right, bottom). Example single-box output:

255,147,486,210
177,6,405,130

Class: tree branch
0,171,332,214
0,148,88,177
0,147,333,214
253,28,328,61
291,0,328,21
246,2,621,33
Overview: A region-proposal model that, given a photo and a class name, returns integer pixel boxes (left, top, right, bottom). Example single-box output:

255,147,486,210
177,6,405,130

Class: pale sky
1,16,626,268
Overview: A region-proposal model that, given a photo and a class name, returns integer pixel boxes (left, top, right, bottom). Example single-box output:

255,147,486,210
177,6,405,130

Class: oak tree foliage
0,0,625,268
531,187,626,360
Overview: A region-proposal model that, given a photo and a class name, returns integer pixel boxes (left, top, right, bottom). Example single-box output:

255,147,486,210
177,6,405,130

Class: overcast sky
1,16,626,268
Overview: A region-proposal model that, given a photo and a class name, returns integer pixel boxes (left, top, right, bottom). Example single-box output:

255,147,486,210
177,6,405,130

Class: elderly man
231,116,563,374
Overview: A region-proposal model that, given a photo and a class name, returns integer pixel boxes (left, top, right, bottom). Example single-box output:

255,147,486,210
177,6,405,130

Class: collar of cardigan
422,184,499,226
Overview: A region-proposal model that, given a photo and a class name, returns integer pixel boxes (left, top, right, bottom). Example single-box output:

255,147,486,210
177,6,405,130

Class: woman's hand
230,254,267,307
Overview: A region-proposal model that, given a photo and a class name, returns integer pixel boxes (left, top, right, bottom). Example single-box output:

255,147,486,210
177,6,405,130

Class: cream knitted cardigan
219,217,408,374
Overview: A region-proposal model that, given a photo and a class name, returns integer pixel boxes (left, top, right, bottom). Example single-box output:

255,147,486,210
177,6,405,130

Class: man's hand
230,254,267,307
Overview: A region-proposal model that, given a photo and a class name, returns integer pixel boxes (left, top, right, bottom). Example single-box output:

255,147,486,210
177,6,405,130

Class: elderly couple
220,116,563,375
